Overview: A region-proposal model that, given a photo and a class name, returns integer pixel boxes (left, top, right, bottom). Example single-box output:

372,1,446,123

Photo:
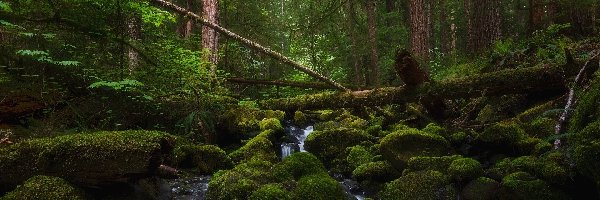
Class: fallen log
0,130,175,191
226,77,341,89
260,61,599,111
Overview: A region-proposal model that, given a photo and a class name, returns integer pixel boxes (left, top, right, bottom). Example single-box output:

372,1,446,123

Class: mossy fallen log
260,62,599,111
0,130,175,191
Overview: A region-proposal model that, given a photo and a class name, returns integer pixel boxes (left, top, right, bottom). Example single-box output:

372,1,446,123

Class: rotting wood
260,60,599,111
226,77,341,89
151,0,349,91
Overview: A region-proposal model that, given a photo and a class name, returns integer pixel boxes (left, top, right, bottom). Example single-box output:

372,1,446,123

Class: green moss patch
380,129,452,170
448,158,483,181
171,144,233,174
380,170,456,200
207,160,277,200
249,184,291,200
229,130,278,163
273,152,327,180
291,174,346,200
1,176,88,200
304,128,372,166
0,130,174,188
461,177,500,200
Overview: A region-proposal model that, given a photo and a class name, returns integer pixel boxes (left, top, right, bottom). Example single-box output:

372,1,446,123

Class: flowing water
280,122,365,200
158,175,211,200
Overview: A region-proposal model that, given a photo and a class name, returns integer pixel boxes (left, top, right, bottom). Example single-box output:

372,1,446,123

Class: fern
88,79,144,91
0,1,11,12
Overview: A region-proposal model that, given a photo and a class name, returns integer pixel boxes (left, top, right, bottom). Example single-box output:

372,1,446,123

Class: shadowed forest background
1,0,600,199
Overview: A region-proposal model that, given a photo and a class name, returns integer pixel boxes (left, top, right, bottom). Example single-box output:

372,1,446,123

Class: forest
1,0,600,199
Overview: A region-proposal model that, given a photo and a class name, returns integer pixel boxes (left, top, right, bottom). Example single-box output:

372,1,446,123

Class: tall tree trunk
365,0,380,87
178,0,194,38
528,0,545,33
344,0,364,86
468,0,502,53
409,0,432,60
127,14,142,74
202,0,219,75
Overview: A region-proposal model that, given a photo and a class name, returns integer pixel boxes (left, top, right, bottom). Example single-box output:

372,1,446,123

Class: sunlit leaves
127,1,175,27
0,1,11,12
89,79,144,91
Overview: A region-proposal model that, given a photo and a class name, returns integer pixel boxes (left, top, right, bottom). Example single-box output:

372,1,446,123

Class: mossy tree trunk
260,61,599,111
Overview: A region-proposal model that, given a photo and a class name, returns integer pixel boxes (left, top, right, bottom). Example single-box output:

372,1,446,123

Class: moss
171,144,233,173
422,123,446,136
249,184,291,200
304,128,372,166
571,120,600,189
380,129,452,170
229,130,277,163
569,77,600,133
405,155,463,174
207,160,277,200
313,121,341,131
389,123,418,132
291,174,346,200
380,170,457,200
259,118,283,132
478,122,526,153
1,176,88,200
347,145,374,169
499,172,569,200
461,177,500,200
273,152,327,180
221,106,285,135
489,156,568,185
293,111,309,125
353,161,400,181
522,117,555,138
0,130,174,188
366,125,383,137
448,158,483,181
514,137,546,155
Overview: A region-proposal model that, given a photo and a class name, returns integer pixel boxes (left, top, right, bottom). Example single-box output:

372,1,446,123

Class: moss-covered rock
229,130,277,163
259,118,284,132
488,156,568,185
304,128,372,166
220,106,284,136
498,172,569,200
0,130,175,189
171,144,233,173
1,176,88,200
448,158,483,181
293,111,309,125
405,155,463,174
352,161,401,193
380,129,452,170
291,174,346,200
521,117,555,139
207,160,277,200
380,170,457,200
571,120,600,191
478,122,526,149
273,152,327,180
347,145,374,169
422,123,447,136
249,184,291,200
461,177,500,200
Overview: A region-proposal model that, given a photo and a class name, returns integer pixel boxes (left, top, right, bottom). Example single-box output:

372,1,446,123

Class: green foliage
405,155,463,174
126,2,175,27
88,79,145,92
0,1,11,12
207,160,277,200
1,176,88,200
499,172,569,200
304,128,372,166
462,177,500,200
352,161,401,183
259,118,283,132
346,145,374,169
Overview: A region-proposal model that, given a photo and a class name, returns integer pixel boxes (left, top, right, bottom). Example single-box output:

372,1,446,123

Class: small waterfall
280,122,314,159
298,126,313,152
280,143,294,159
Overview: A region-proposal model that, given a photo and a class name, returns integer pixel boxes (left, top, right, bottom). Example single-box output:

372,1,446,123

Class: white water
298,126,313,152
280,143,294,159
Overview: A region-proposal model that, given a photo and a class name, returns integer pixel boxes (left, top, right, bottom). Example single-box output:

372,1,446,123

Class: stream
280,121,366,200
157,121,365,200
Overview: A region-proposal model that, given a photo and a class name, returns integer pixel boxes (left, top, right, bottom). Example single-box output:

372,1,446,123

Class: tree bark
409,0,432,60
528,0,544,33
468,0,502,53
365,0,380,87
202,0,219,79
151,0,349,91
127,14,142,74
344,0,363,86
178,0,194,38
259,61,599,111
